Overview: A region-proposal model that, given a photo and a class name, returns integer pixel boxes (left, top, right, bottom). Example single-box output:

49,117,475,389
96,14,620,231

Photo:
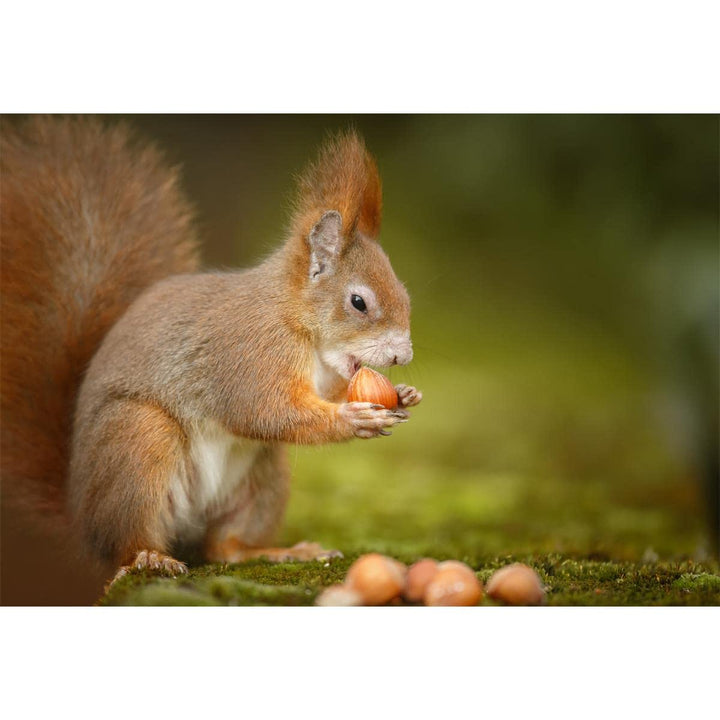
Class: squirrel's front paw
339,401,409,439
395,384,423,408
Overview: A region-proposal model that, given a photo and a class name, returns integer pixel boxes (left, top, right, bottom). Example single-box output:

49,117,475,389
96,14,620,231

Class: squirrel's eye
351,294,367,313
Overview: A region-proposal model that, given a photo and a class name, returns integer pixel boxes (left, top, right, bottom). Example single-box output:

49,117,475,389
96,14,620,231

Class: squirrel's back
0,116,200,520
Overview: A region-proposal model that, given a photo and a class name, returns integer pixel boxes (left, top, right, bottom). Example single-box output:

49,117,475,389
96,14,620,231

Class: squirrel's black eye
351,294,367,313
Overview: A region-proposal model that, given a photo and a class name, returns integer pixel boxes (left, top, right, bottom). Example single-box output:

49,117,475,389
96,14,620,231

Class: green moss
672,573,720,593
99,288,718,607
100,554,720,606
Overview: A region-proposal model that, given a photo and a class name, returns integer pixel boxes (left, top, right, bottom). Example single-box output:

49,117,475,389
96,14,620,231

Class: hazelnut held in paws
347,367,398,409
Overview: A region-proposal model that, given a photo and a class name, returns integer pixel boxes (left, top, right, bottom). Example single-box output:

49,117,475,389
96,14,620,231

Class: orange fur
289,131,382,242
0,116,199,522
69,397,187,568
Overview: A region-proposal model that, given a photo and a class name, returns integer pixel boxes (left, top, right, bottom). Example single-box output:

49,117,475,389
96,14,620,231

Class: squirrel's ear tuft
308,210,343,280
291,130,383,244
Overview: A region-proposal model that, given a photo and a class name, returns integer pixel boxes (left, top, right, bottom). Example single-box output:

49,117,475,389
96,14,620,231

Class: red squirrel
1,116,422,586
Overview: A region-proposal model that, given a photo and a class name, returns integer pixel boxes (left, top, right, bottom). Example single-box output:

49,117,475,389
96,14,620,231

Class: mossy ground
102,555,719,607
101,334,719,607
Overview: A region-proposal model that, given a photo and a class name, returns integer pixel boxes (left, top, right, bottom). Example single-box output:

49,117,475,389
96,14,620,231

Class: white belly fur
169,418,263,542
313,351,343,399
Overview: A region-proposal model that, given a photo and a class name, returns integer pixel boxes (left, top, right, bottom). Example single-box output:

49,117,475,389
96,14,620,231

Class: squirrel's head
305,210,412,379
288,131,413,380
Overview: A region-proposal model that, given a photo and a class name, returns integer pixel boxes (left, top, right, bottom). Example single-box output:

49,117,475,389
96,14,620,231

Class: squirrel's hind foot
108,550,188,589
207,538,343,564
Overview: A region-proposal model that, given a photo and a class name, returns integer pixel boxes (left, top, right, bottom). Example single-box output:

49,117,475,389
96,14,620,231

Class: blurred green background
123,115,718,565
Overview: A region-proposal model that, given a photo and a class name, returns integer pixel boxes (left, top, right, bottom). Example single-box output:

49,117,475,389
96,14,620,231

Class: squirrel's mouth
351,358,362,374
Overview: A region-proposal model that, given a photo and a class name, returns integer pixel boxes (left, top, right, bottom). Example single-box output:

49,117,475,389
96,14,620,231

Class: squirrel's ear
308,210,343,281
290,131,382,243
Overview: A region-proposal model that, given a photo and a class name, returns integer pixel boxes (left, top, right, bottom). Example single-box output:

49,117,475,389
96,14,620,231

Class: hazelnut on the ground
485,563,545,605
423,560,483,606
345,553,407,605
347,367,398,409
403,558,440,603
315,584,364,607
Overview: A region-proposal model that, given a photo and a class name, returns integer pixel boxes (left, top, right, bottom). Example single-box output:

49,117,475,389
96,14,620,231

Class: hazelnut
403,558,440,603
486,563,545,605
347,367,398,409
424,560,483,606
345,553,407,605
315,584,364,607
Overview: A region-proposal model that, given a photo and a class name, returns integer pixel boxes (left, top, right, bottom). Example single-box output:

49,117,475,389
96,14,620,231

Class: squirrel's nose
381,330,413,366
393,344,413,366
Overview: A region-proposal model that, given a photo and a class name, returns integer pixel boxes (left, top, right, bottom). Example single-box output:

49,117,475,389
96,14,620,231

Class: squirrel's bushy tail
1,116,199,522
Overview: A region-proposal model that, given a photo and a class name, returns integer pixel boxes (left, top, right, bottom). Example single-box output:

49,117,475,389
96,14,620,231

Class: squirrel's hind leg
204,445,342,564
70,397,188,587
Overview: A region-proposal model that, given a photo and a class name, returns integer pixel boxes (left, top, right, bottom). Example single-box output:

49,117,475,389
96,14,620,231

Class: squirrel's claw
340,401,409,439
107,550,188,591
290,541,344,561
